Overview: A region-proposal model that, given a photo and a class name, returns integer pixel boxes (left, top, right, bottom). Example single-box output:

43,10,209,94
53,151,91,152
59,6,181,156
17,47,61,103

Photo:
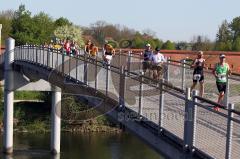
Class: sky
0,0,240,42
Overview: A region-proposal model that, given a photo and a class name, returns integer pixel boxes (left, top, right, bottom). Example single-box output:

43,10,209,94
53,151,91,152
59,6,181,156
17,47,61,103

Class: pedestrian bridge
1,38,240,159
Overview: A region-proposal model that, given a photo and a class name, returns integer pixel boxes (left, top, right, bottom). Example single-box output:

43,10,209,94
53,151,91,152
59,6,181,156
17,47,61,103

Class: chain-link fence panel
195,106,227,159
141,83,160,124
163,91,185,140
231,119,240,159
124,76,140,113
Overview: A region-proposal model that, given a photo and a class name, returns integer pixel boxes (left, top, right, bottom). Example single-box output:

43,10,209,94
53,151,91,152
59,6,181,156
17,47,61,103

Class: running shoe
213,106,220,111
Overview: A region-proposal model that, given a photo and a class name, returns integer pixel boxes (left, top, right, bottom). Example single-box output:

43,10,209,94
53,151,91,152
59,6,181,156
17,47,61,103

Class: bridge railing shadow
13,45,240,159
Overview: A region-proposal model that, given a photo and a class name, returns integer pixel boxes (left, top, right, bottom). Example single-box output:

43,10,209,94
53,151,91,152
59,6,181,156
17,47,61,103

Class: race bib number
217,74,226,81
193,74,201,81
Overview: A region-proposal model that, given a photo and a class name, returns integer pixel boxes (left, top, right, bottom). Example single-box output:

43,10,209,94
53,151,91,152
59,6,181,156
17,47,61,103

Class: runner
103,43,115,68
89,43,98,58
142,43,153,77
84,39,92,55
190,51,207,98
150,47,166,80
64,39,71,55
212,54,231,111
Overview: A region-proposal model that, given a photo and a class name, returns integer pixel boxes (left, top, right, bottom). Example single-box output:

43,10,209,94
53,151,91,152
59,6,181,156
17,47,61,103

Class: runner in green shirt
212,54,231,111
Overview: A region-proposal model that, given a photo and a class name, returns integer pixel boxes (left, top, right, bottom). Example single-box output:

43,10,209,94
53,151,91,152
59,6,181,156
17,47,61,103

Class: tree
54,17,72,27
32,12,54,44
229,17,240,41
11,5,34,45
176,41,191,50
215,20,232,51
0,10,13,44
54,25,84,46
232,37,240,51
191,35,213,51
162,40,175,50
90,21,108,45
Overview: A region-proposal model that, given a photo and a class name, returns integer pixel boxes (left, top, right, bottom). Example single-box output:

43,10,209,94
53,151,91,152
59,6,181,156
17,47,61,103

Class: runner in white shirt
150,47,166,80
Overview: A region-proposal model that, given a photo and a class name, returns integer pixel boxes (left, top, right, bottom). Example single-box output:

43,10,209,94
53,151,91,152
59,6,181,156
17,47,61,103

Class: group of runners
84,40,115,67
142,43,166,80
190,51,231,111
84,40,231,111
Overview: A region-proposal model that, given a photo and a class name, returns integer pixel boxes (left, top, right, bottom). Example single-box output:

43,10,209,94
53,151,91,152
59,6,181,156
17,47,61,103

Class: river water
0,132,164,159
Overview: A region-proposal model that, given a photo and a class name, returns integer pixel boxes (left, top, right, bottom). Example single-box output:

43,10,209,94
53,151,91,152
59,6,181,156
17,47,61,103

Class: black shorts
193,74,204,83
216,82,226,93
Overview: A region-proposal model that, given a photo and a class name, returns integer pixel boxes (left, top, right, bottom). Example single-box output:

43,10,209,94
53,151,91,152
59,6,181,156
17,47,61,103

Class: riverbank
0,90,122,133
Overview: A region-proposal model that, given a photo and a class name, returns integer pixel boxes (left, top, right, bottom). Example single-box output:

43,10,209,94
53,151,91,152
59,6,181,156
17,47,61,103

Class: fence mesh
124,76,140,112
195,106,227,159
163,92,185,140
141,83,160,124
231,119,240,159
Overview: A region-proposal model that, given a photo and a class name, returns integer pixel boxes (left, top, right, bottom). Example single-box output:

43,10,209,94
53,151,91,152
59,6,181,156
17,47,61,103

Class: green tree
11,5,35,45
54,17,72,27
232,37,240,51
0,10,14,45
191,35,213,51
32,12,54,44
54,25,84,46
162,40,175,50
215,20,232,51
229,17,240,41
132,32,145,48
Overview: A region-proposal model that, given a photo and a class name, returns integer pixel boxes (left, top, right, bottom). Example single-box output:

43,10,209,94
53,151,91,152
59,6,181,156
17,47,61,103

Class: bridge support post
119,66,126,109
158,79,164,130
3,38,15,154
225,103,234,159
223,76,229,106
84,52,88,85
165,57,170,81
0,24,2,55
183,88,197,153
51,86,61,154
127,51,132,75
138,72,144,117
106,65,109,96
181,59,186,90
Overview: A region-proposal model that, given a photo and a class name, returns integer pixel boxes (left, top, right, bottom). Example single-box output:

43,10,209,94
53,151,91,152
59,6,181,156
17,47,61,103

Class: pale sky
0,0,239,42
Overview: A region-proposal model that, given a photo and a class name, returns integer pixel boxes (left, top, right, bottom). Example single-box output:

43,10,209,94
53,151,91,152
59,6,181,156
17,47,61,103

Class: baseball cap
146,43,151,47
198,51,203,55
155,46,160,51
219,54,226,58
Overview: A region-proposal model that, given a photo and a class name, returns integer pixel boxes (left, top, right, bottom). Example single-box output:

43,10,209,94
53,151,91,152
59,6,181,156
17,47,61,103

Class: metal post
3,38,15,154
35,45,38,63
76,58,78,80
47,48,50,67
95,57,98,90
68,56,71,77
225,103,234,159
183,88,197,152
106,65,109,96
127,51,132,74
181,59,186,90
119,49,121,67
138,72,144,117
119,66,126,108
0,24,2,56
159,79,165,129
62,51,65,75
166,57,170,81
84,52,88,85
223,76,229,106
51,86,61,154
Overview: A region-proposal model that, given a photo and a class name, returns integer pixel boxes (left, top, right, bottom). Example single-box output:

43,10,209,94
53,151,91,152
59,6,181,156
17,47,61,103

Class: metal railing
10,45,240,159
